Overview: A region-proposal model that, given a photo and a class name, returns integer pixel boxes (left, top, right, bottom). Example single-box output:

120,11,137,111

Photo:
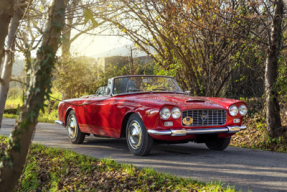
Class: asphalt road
1,118,287,192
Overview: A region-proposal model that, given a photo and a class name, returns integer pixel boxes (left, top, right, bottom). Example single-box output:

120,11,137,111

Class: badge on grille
183,116,193,125
201,113,208,121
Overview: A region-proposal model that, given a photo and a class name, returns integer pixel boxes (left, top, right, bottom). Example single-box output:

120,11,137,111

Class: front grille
182,109,226,127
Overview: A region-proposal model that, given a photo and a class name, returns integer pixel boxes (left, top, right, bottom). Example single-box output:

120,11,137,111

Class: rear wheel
205,137,231,151
126,114,154,156
66,110,85,144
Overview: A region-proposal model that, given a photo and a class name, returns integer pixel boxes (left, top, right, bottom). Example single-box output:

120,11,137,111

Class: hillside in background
92,44,155,59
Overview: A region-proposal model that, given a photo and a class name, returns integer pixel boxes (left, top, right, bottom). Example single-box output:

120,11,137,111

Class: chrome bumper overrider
147,126,247,136
55,120,64,126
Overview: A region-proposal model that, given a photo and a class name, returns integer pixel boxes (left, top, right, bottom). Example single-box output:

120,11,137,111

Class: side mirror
185,91,191,96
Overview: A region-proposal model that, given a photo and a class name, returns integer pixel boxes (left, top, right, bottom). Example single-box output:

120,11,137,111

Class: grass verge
230,113,287,153
3,113,56,124
0,136,238,192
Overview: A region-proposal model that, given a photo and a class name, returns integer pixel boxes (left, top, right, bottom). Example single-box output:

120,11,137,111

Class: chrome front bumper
55,120,64,126
147,126,247,136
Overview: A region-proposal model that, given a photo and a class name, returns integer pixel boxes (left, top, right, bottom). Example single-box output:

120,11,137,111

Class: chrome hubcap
128,120,142,149
67,115,77,139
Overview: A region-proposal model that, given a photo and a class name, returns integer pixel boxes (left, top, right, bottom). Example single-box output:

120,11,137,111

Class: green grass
4,96,23,109
0,136,239,192
4,88,61,124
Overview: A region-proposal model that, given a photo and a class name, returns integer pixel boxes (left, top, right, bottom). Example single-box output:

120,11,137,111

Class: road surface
1,118,287,192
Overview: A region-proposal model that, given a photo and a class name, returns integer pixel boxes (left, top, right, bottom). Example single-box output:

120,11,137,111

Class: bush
53,56,98,99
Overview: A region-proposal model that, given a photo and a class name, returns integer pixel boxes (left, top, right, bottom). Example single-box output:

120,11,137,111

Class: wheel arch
65,107,74,126
120,112,137,138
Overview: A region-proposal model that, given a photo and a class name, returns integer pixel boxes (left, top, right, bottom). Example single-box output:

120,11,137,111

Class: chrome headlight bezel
229,105,238,116
239,104,248,116
160,107,171,120
171,107,181,119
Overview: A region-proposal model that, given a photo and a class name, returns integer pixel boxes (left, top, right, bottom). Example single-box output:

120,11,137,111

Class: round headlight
160,108,171,120
239,105,248,116
171,107,181,119
229,105,238,116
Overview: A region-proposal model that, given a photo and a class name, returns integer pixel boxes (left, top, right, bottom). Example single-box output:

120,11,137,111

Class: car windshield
113,76,183,95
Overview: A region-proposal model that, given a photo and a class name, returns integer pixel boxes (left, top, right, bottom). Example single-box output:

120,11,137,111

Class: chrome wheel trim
128,120,143,149
67,114,77,139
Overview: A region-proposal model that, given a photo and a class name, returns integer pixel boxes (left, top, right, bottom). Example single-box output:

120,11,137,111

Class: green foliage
83,9,98,27
275,57,287,102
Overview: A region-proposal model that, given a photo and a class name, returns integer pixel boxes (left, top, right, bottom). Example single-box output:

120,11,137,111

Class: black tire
126,114,154,156
66,110,85,144
205,137,231,151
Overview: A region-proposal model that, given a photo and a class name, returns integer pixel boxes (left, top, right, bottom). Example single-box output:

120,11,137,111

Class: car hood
127,93,243,110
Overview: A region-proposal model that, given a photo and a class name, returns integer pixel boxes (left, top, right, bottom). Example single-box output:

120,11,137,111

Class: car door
84,95,110,135
83,79,119,137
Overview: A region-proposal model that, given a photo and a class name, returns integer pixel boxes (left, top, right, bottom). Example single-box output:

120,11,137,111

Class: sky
14,29,133,60
70,33,133,58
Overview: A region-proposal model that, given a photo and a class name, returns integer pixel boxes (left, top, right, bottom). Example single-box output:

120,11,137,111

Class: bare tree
0,0,67,190
0,0,28,128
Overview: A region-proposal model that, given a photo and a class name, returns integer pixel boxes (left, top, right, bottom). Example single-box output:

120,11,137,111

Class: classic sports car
55,75,247,156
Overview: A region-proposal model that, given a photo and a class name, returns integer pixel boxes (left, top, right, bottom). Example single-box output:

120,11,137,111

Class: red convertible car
56,75,247,156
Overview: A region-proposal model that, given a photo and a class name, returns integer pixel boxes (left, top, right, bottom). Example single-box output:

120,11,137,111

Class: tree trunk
0,0,22,128
0,1,67,191
265,0,284,138
0,1,14,69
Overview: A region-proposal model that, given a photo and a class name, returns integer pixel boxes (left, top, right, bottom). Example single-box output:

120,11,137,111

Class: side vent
185,99,205,103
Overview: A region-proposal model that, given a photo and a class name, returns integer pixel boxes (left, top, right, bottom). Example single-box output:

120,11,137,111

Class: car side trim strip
147,126,247,136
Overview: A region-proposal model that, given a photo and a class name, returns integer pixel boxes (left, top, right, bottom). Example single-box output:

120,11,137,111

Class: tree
262,0,285,138
15,0,47,91
0,0,28,128
0,0,14,68
231,0,286,138
0,0,67,190
99,0,254,96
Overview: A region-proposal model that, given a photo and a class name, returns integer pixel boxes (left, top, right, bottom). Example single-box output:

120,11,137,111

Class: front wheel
66,110,86,144
205,137,231,151
126,114,154,156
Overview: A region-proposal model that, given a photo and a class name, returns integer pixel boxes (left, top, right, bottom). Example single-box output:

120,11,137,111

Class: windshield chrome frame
111,75,184,96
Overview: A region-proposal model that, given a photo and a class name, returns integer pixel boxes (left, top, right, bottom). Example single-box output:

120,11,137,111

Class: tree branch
10,78,28,86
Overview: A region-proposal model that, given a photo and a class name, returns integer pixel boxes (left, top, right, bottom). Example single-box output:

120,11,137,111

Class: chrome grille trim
182,109,226,127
